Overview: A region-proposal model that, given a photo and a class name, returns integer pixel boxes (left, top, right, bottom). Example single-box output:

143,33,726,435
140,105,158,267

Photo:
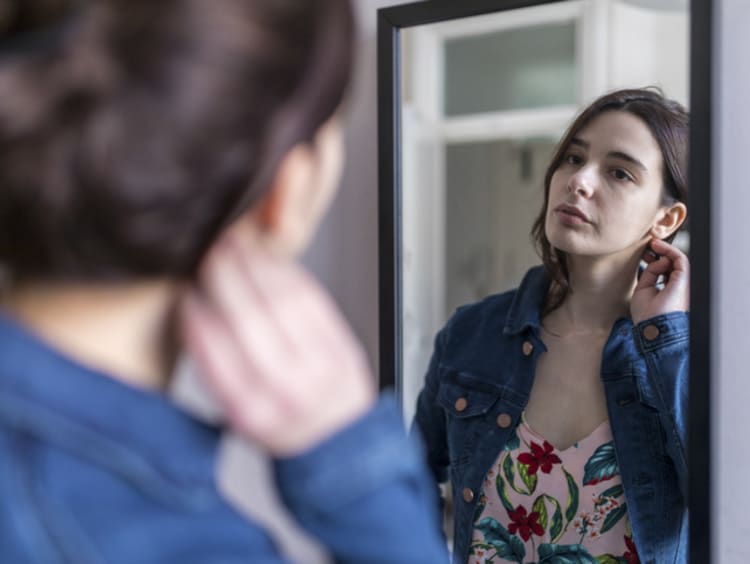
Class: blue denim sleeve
273,394,449,564
410,327,449,531
412,328,449,481
0,429,65,564
632,311,689,498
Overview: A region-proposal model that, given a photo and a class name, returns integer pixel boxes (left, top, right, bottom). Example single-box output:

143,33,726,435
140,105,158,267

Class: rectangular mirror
378,0,709,562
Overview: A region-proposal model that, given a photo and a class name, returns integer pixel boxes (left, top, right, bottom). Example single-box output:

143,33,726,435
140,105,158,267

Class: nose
566,165,597,198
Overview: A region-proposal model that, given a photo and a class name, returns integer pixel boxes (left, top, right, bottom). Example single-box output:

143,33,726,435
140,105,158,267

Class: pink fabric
467,412,640,563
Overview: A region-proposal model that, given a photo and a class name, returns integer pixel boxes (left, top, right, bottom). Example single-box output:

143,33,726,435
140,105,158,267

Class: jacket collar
503,265,551,336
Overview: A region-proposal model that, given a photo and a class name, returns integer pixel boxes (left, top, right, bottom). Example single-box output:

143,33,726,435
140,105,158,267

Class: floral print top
468,412,640,564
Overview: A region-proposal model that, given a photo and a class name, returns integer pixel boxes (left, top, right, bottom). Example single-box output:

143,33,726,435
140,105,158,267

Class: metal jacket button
454,397,468,412
522,341,534,356
497,413,512,428
643,324,660,341
462,487,474,503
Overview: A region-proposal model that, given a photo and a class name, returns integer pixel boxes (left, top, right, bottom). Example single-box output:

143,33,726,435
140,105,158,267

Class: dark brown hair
0,0,354,283
530,87,689,315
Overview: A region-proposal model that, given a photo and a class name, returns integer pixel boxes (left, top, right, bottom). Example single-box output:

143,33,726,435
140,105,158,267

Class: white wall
714,0,750,561
609,1,689,105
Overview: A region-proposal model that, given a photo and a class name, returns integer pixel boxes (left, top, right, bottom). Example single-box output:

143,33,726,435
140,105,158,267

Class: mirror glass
399,0,690,425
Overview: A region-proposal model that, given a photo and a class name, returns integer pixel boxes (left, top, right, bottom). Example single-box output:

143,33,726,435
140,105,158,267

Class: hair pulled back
0,0,354,282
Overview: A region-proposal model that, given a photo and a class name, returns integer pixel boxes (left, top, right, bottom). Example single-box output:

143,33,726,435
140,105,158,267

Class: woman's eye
565,154,583,165
611,168,633,182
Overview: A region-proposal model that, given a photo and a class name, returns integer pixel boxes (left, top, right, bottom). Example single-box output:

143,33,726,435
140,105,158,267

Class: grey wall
302,0,409,377
714,0,750,561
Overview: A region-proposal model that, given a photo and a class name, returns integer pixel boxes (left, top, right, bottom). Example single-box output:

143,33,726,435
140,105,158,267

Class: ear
649,201,687,240
253,143,317,255
238,116,343,257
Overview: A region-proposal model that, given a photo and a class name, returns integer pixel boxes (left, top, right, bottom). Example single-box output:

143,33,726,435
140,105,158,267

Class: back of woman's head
0,0,354,283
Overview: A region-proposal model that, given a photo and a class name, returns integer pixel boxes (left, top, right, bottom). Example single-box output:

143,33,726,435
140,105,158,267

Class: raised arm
182,232,448,562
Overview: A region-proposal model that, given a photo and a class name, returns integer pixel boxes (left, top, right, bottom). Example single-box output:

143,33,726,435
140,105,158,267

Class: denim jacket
413,266,689,564
0,314,449,564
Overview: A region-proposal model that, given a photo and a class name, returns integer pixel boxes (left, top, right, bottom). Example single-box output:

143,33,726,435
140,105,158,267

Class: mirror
397,0,690,423
378,0,705,562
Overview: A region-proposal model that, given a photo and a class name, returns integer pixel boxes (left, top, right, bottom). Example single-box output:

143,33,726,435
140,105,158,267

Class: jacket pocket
437,369,503,418
436,368,504,464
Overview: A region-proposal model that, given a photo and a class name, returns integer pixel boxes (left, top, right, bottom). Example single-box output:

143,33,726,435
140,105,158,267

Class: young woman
0,1,447,562
414,88,689,564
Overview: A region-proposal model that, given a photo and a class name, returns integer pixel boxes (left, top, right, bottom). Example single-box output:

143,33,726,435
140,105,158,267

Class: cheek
603,197,657,237
549,169,565,195
545,172,565,213
545,171,565,217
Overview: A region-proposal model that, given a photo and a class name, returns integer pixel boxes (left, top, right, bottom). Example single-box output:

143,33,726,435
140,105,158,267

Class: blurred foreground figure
0,1,448,562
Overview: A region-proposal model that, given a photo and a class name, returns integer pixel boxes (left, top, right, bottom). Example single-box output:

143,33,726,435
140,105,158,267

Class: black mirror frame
376,1,712,562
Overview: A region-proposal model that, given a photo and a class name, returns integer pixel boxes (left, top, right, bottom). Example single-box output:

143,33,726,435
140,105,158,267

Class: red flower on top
507,505,545,541
518,441,561,475
623,535,640,564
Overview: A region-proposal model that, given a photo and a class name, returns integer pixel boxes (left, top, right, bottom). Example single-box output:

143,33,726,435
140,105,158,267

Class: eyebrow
569,138,648,172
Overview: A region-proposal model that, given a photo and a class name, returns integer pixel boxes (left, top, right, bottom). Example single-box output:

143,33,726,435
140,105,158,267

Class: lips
554,203,591,223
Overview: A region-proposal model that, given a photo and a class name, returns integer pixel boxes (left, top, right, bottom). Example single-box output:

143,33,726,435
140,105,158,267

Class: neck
544,251,642,336
1,279,181,391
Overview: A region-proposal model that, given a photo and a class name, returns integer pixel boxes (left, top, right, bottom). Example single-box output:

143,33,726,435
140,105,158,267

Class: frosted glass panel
444,22,577,116
444,138,556,311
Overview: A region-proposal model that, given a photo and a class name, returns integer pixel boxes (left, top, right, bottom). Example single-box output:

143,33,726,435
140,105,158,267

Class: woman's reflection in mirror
413,88,689,564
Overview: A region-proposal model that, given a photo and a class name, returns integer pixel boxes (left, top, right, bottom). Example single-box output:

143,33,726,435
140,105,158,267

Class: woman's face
545,110,669,259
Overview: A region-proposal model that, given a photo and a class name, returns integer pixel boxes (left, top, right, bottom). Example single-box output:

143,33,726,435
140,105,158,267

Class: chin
547,232,608,260
545,222,578,254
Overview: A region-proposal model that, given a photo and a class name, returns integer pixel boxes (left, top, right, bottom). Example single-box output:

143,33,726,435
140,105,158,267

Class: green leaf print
475,517,526,563
503,451,515,485
496,472,515,514
503,449,537,495
600,503,628,534
505,431,521,451
503,452,527,495
582,442,620,486
537,543,598,563
600,484,624,499
532,496,549,531
473,498,486,524
596,555,627,564
518,460,538,494
563,468,579,524
549,498,564,541
531,495,564,542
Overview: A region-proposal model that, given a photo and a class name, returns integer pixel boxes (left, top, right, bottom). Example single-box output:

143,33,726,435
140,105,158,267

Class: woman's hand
180,224,375,457
630,238,690,325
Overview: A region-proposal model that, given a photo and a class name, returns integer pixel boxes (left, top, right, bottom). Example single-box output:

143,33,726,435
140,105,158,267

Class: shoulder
441,265,547,341
0,419,282,563
433,288,520,368
443,289,517,338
